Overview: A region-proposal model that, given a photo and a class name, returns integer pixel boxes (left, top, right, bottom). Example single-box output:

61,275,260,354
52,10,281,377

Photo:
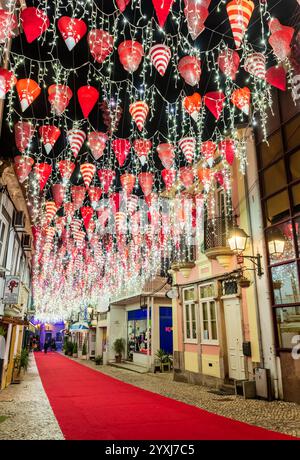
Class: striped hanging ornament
226,0,254,49
88,186,102,208
126,195,139,215
133,139,152,166
39,125,61,154
44,201,57,224
71,185,86,210
244,53,266,80
178,137,196,163
149,44,171,76
71,218,82,235
120,173,136,196
80,163,96,189
129,101,149,131
51,184,66,208
67,128,86,158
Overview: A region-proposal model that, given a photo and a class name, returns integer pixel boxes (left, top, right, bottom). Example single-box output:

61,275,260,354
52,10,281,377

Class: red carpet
35,352,294,440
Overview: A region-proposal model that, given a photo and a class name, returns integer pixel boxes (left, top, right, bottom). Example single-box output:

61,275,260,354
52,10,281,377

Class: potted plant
67,341,73,356
81,340,88,359
72,342,78,358
94,355,103,365
113,338,125,363
13,348,29,382
239,276,251,288
155,348,171,372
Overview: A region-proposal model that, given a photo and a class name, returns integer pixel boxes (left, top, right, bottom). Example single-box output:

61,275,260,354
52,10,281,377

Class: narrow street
1,352,299,440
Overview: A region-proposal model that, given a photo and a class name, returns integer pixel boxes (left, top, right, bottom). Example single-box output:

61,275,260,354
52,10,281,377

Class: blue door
159,307,173,354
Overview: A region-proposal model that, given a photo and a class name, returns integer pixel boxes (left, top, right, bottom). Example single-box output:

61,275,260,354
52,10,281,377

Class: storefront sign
2,276,20,304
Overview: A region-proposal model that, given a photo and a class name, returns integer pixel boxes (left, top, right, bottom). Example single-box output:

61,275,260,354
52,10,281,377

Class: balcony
204,217,233,269
170,242,196,278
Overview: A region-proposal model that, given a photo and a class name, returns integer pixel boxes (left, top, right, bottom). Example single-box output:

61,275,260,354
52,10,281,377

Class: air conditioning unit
22,234,32,251
13,211,25,232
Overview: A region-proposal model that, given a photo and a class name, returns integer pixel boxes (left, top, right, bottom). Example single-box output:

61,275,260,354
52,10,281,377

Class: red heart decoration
204,91,225,120
57,16,87,51
266,66,286,91
20,7,50,43
116,0,131,12
152,0,174,28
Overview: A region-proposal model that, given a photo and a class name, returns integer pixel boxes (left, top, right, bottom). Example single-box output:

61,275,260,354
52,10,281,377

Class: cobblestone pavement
0,354,64,440
67,356,300,439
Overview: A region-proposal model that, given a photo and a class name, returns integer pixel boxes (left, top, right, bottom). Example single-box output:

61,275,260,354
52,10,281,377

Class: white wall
107,306,127,361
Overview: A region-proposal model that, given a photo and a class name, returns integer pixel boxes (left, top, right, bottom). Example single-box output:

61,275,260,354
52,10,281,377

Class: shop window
289,150,300,180
295,218,300,254
265,190,290,226
292,183,300,213
263,160,287,197
271,262,300,305
127,309,151,358
284,115,300,151
275,307,300,349
183,287,197,343
266,221,295,265
259,131,283,168
279,87,300,123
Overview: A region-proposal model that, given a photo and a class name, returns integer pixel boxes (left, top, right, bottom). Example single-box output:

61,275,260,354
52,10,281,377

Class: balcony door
223,297,246,381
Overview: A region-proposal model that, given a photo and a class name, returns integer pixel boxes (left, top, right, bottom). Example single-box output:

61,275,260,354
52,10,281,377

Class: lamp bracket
237,253,264,277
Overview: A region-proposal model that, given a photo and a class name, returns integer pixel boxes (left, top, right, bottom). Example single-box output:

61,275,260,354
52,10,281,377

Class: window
266,222,295,265
127,309,151,357
199,284,218,344
0,218,9,267
271,262,300,305
265,190,290,226
259,130,283,168
182,287,197,343
263,160,287,197
276,307,300,349
284,115,300,151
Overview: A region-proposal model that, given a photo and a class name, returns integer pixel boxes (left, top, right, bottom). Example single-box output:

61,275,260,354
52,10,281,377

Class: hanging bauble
201,140,216,167
0,68,16,99
38,125,61,154
183,93,201,121
226,0,254,49
184,0,210,40
197,167,212,192
118,41,144,73
77,86,99,118
88,186,102,209
120,173,136,196
33,163,52,192
115,211,127,234
231,87,251,115
179,167,194,189
44,201,57,224
57,16,87,51
64,202,75,219
0,9,17,43
110,192,121,214
133,139,152,166
20,7,50,43
203,91,225,120
244,53,266,80
126,195,139,215
178,56,201,86
268,18,294,61
266,66,286,91
80,163,96,189
71,218,82,235
129,101,149,131
100,100,123,135
144,192,158,209
51,184,66,208
116,0,131,12
14,155,34,183
88,131,108,160
149,44,171,76
217,48,240,80
87,29,114,64
152,0,174,27
214,171,224,187
16,79,41,112
112,139,131,167
15,121,35,153
71,185,86,210
138,172,154,197
80,206,94,230
157,143,175,169
178,137,196,164
162,169,176,191
67,129,86,158
218,139,236,166
58,159,75,182
97,169,116,194
48,84,73,115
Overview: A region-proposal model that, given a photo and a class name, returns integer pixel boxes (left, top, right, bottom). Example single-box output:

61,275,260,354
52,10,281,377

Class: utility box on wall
255,367,272,400
242,341,252,357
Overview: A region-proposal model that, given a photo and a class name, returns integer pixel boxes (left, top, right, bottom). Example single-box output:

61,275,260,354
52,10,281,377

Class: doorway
159,307,173,354
223,297,246,380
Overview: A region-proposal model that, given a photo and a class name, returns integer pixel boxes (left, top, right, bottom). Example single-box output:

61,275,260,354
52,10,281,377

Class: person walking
44,340,49,354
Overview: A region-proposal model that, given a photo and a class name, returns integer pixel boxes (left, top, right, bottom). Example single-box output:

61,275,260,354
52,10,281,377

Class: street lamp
267,228,285,257
227,226,263,277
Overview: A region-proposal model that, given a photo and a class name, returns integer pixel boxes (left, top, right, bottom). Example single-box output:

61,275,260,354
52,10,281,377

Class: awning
69,322,90,332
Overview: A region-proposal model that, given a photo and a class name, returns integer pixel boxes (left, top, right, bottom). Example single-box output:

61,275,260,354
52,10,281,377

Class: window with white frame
183,287,197,343
0,218,9,267
199,284,219,344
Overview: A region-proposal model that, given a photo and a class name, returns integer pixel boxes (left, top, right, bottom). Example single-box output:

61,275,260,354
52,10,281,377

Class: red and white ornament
178,56,201,86
112,139,131,167
204,91,225,120
138,172,154,197
67,129,86,158
149,44,171,76
39,125,61,154
231,87,251,115
58,159,75,182
33,163,52,192
15,121,35,153
0,68,16,99
48,84,73,115
226,0,254,49
71,185,86,210
87,29,114,64
16,78,41,112
244,53,266,80
57,16,87,51
20,7,50,43
133,139,152,166
178,137,196,164
118,41,144,73
201,140,216,167
120,173,136,196
161,169,176,191
129,101,149,131
217,48,240,80
0,9,17,43
97,169,116,194
183,93,201,121
51,184,66,208
80,163,96,189
14,155,34,183
184,0,211,40
88,131,108,160
157,143,175,169
77,86,99,118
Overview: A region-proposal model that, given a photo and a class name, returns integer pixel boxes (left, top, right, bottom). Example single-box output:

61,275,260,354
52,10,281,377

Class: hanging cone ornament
138,172,153,197
71,218,82,235
149,44,171,76
88,186,102,208
74,229,85,244
244,53,266,80
184,0,210,40
162,169,176,191
183,93,201,121
231,87,251,115
116,0,131,12
57,16,87,51
157,143,175,169
44,201,57,224
88,29,114,64
214,171,224,187
16,79,41,112
118,41,144,73
126,195,138,215
178,56,201,86
48,84,73,115
178,137,196,164
33,163,52,192
217,48,240,80
97,169,116,194
71,185,86,210
110,192,121,214
67,129,86,158
80,163,96,189
226,0,254,49
201,140,216,167
204,91,225,120
268,18,294,61
97,207,110,228
133,139,152,166
266,66,286,91
152,0,174,27
197,167,212,192
58,159,75,182
38,125,61,154
115,211,127,234
77,86,99,118
219,139,236,166
51,184,66,208
0,68,16,99
179,167,194,188
14,155,34,183
120,173,136,196
112,139,131,167
129,101,149,131
0,9,17,43
20,7,50,43
145,191,158,208
15,121,35,153
80,206,94,230
88,131,108,160
64,202,75,219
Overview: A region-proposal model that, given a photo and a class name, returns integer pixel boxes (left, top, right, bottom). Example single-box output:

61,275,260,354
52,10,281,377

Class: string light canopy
0,0,299,321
